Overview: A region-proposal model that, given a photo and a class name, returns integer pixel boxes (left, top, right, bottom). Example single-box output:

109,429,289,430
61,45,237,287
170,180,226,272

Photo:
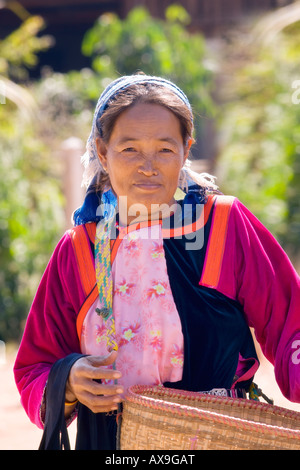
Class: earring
178,168,188,192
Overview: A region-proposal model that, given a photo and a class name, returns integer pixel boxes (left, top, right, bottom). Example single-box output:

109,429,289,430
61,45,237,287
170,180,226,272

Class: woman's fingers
88,350,118,367
68,351,119,385
73,351,121,380
78,389,123,414
65,351,123,413
81,379,123,397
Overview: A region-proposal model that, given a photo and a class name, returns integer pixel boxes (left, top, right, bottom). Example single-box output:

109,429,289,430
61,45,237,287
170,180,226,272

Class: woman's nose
137,155,158,176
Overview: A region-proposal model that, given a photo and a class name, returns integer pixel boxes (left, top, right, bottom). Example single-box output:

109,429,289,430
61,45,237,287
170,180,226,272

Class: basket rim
127,385,300,419
124,385,300,440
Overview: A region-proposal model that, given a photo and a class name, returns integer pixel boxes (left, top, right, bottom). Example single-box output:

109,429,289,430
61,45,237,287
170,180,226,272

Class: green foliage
0,102,65,341
0,16,53,80
81,5,215,142
0,18,64,342
216,19,300,255
32,68,95,142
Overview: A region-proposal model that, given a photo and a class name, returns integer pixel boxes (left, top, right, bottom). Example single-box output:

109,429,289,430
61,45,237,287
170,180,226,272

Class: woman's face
96,102,191,224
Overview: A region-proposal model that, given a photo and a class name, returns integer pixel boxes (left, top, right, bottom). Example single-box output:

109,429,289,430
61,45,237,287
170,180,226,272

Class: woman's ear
96,137,108,171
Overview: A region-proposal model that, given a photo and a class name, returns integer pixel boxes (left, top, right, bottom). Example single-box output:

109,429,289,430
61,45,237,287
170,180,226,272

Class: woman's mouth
133,183,162,191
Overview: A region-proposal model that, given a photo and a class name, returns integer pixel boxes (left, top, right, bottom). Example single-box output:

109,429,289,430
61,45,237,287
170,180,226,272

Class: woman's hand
65,350,123,416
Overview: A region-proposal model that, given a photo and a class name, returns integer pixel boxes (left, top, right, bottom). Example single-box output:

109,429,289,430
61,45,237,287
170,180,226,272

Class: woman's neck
118,198,178,226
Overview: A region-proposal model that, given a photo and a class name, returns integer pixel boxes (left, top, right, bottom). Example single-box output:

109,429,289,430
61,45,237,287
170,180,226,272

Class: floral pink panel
80,225,184,390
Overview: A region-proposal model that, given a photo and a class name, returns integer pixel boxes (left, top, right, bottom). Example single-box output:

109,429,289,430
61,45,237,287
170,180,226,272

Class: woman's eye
160,148,173,153
122,147,136,153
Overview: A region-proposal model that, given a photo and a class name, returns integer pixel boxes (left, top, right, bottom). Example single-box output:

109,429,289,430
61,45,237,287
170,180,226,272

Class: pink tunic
13,198,300,429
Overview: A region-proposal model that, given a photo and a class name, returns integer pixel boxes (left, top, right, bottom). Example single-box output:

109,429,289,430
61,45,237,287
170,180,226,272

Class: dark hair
97,83,194,146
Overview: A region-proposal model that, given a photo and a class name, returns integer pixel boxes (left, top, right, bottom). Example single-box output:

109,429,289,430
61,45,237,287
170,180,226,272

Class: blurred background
0,0,300,449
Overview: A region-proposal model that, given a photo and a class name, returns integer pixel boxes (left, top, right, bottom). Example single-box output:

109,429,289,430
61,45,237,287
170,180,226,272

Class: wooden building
0,0,295,74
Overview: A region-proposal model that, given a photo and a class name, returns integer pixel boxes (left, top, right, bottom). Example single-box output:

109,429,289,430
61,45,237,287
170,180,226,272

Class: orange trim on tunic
68,226,95,297
76,284,98,344
200,196,235,289
161,194,215,238
85,222,96,244
111,195,216,264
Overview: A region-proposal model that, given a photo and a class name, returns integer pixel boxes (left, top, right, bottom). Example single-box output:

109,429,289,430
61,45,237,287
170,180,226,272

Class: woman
14,74,300,450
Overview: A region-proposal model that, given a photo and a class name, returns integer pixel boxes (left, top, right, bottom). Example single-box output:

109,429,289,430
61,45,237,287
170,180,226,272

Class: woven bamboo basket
120,385,300,450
